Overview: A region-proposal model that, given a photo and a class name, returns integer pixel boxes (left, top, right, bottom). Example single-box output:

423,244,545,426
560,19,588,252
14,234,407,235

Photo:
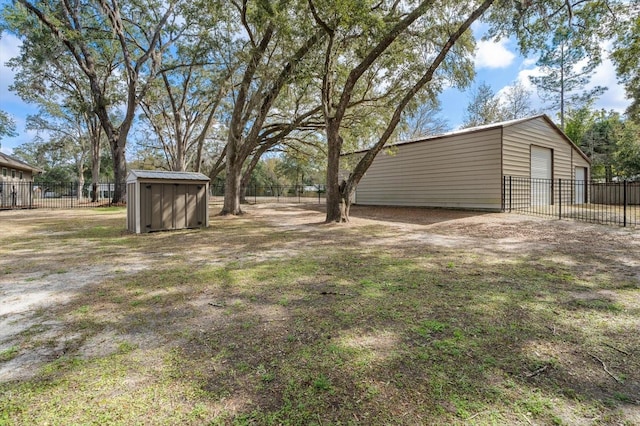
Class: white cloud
0,33,21,63
509,53,630,115
493,65,548,114
474,39,516,69
590,56,629,113
514,66,544,89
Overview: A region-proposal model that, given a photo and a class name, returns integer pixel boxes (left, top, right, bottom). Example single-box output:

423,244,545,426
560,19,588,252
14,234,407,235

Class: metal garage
351,115,590,211
126,170,210,233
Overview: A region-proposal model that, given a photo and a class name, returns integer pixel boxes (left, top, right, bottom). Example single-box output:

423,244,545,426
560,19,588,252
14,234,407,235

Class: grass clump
0,346,19,362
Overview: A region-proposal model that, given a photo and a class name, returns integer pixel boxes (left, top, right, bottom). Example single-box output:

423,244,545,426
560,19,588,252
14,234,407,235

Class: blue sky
0,23,630,155
439,35,629,130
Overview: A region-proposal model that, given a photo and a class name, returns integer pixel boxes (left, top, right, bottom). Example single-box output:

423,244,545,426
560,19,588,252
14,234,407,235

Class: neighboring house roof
0,152,43,173
348,114,591,164
127,169,210,182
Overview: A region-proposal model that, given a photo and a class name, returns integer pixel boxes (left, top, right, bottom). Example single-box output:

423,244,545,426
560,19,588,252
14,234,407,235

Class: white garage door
531,146,552,205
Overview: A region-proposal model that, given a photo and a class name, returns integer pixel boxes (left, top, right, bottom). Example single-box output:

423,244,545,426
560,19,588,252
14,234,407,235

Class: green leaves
0,110,18,142
612,13,640,122
566,107,640,181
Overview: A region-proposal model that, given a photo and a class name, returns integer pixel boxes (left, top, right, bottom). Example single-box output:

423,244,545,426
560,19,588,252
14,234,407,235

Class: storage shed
352,115,590,211
126,170,210,233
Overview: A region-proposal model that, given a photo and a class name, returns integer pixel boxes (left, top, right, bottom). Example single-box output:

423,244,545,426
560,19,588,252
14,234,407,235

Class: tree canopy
565,106,640,181
0,110,17,146
611,7,640,123
1,0,635,218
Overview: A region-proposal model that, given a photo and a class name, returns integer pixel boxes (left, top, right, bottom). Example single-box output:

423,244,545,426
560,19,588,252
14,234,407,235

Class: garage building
352,115,590,211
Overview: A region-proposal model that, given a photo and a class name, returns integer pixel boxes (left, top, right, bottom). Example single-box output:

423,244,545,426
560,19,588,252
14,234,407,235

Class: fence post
623,180,627,227
502,176,505,211
254,184,257,204
509,176,512,212
558,179,562,219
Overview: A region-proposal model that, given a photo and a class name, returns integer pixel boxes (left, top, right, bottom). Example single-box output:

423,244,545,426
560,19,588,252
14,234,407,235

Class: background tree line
1,0,638,221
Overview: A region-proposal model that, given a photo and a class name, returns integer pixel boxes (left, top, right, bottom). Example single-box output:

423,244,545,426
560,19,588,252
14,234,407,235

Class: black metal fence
503,176,639,227
209,184,326,204
0,181,326,210
0,181,116,210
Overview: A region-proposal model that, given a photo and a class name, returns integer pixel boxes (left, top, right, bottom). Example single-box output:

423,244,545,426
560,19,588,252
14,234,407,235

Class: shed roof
347,114,591,164
127,169,210,182
0,152,43,173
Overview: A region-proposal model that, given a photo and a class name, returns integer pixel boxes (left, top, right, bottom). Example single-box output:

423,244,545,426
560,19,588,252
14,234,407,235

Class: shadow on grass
0,208,638,425
298,203,492,227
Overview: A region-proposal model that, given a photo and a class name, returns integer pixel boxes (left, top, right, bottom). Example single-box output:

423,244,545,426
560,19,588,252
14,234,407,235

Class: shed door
185,184,206,228
531,146,552,205
575,167,586,204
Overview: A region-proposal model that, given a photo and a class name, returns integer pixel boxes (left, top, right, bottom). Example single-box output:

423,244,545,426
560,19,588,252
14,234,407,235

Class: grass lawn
0,204,638,425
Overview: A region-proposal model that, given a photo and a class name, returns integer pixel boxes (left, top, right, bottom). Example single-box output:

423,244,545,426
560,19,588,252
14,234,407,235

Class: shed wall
126,182,137,232
139,182,208,233
355,128,503,209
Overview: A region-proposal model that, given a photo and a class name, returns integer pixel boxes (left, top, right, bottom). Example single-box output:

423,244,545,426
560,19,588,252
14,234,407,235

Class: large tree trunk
321,0,494,223
325,120,344,222
77,170,85,201
111,138,127,204
221,132,243,214
221,160,243,214
239,167,252,205
91,144,101,203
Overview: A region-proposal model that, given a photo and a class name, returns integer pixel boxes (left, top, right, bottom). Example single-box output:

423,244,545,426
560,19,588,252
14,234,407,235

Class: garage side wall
355,128,503,210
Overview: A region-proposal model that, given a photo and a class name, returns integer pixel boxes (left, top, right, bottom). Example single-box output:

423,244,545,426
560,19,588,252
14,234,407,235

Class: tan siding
502,118,588,180
356,128,503,210
572,153,590,179
502,117,591,207
126,182,137,232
